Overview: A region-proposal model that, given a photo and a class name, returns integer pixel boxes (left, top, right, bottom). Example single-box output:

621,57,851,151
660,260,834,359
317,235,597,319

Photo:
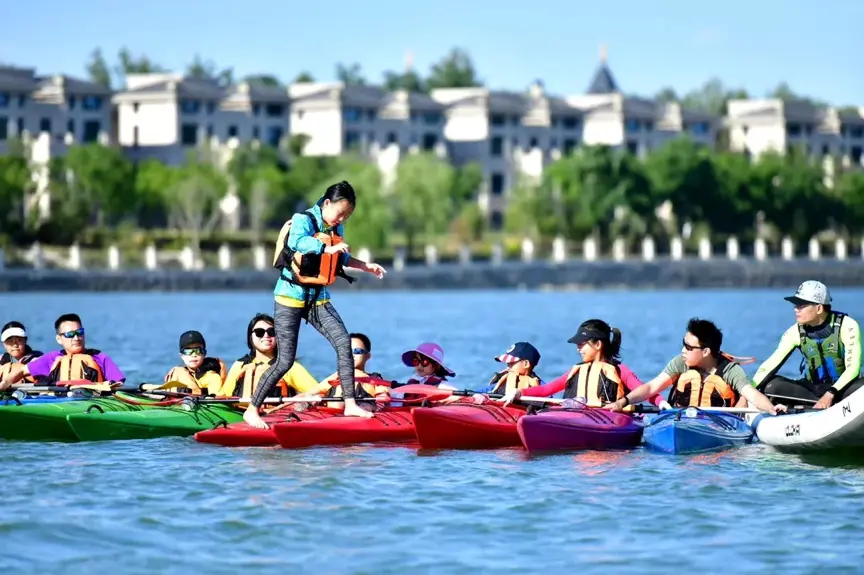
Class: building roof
35,74,112,95
0,66,39,92
586,64,619,95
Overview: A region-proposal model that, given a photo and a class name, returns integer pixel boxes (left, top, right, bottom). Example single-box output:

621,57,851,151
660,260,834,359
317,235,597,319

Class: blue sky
2,0,860,105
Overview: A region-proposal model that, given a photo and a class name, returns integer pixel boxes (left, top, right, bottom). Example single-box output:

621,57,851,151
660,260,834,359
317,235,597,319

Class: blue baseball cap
495,342,541,366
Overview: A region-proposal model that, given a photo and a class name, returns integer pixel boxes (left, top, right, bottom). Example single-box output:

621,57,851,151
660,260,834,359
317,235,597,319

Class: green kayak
0,393,158,442
66,403,243,441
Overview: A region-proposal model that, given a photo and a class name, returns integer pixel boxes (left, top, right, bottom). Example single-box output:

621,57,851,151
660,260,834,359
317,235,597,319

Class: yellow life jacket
562,361,629,409
668,370,738,408
233,359,292,399
46,351,104,384
165,357,226,395
489,370,541,394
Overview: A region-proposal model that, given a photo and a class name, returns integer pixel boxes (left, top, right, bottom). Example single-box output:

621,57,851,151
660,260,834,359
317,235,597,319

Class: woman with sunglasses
163,330,226,395
0,321,43,384
218,313,320,399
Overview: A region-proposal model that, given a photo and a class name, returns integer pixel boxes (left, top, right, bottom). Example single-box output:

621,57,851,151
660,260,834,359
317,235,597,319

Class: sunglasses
412,355,433,367
252,327,276,338
682,339,706,352
181,348,206,356
60,328,85,339
352,348,368,355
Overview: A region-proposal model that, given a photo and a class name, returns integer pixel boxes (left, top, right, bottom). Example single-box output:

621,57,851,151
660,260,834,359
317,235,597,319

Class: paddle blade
390,384,453,402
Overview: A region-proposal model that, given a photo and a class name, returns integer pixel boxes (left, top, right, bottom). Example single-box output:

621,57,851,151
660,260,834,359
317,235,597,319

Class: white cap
785,280,832,306
0,327,27,342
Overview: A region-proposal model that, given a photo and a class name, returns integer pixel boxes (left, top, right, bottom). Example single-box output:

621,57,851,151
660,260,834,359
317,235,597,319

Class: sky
1,0,861,106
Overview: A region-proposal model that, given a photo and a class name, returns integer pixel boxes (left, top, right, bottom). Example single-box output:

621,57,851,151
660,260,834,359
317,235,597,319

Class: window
343,107,362,123
490,210,504,231
422,133,437,150
491,173,505,196
133,102,140,113
822,144,830,156
181,123,198,146
851,127,864,139
344,130,360,149
490,114,505,127
67,96,76,110
423,112,442,125
626,140,638,155
562,116,579,130
133,126,139,147
786,123,802,137
82,120,100,143
490,136,503,156
82,96,103,111
852,146,863,165
18,94,25,107
0,117,7,140
644,121,654,132
625,118,640,133
550,138,558,149
39,118,51,133
228,125,238,138
16,117,24,135
563,139,577,154
180,100,200,114
510,116,519,126
252,104,261,116
267,126,284,147
206,102,216,115
252,126,260,140
67,119,75,135
689,122,709,135
366,109,377,121
0,92,9,108
387,132,397,144
529,136,539,149
206,124,214,139
266,103,285,117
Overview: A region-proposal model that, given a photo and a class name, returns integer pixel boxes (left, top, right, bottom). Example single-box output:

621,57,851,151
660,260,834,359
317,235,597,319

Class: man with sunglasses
0,313,125,388
316,333,388,398
606,318,783,415
751,281,864,410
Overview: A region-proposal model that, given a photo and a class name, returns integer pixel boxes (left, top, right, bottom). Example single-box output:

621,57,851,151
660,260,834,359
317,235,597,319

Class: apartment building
113,74,290,165
726,99,864,167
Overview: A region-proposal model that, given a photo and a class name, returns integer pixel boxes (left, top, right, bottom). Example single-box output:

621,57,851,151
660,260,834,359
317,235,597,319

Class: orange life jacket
562,361,629,409
668,370,738,408
489,370,541,394
273,211,355,287
0,351,42,383
232,358,292,399
165,357,226,395
46,351,104,384
326,371,383,399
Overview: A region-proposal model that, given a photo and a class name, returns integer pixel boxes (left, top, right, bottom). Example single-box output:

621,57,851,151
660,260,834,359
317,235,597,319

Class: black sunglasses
253,327,276,338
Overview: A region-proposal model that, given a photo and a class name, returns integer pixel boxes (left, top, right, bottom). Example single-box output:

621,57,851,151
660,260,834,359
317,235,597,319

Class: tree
293,71,315,83
768,82,827,107
336,63,366,86
114,47,166,87
681,78,748,115
425,48,483,90
836,170,864,233
85,48,112,88
392,153,457,253
382,69,425,93
245,74,282,87
186,54,233,86
63,144,136,226
655,87,679,103
0,150,32,238
134,160,179,228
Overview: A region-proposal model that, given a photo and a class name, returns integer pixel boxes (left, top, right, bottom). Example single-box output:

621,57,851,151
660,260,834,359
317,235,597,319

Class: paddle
388,384,505,403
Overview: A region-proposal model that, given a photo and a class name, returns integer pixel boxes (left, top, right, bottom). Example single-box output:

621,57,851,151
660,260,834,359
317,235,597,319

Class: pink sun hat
401,342,456,377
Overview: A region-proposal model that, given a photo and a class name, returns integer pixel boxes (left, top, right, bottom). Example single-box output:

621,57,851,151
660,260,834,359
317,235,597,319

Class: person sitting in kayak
475,342,544,395
317,332,389,400
751,281,863,410
605,318,784,414
218,313,320,399
0,321,43,384
398,342,456,388
163,330,226,396
0,313,125,388
498,320,659,408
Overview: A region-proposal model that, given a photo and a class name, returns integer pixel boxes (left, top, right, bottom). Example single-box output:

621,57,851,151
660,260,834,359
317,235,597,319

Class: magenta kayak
516,408,643,453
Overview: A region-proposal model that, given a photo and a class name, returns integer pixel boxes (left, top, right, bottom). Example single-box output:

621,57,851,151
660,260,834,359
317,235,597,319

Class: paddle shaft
514,396,764,414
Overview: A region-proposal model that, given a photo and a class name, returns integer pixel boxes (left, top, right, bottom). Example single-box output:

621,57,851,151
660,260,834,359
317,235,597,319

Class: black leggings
761,375,864,405
250,300,354,407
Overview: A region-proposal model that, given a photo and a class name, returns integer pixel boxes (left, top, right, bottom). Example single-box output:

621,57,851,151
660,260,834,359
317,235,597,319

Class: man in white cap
752,280,863,409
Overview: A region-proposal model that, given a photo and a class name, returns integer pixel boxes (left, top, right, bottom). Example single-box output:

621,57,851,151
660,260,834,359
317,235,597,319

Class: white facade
727,99,864,168
113,74,291,165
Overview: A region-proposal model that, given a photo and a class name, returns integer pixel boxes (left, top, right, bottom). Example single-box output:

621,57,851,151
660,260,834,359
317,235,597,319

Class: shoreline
1,258,863,292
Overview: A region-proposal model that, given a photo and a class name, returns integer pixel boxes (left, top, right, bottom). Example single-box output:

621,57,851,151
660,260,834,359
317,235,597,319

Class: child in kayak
0,321,43,384
399,342,456,389
475,342,544,394
218,313,320,399
163,330,226,395
317,332,390,400
605,317,785,414
244,181,386,428
499,320,660,407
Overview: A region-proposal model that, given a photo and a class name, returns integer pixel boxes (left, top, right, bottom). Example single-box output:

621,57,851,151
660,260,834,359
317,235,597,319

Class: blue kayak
0,395,76,406
642,408,754,454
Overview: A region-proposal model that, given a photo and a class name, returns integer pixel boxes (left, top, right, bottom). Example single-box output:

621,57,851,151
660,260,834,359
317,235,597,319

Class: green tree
85,48,112,88
383,69,425,93
134,159,179,228
245,74,282,87
681,78,749,115
186,54,233,86
655,87,679,103
836,170,864,233
336,63,366,86
293,71,315,83
392,153,457,253
425,48,483,90
63,144,136,226
0,150,32,239
114,47,166,87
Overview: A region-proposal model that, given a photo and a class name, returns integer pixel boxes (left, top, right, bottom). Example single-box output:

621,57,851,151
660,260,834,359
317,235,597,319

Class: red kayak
194,409,337,447
272,411,416,449
411,404,528,449
516,408,644,454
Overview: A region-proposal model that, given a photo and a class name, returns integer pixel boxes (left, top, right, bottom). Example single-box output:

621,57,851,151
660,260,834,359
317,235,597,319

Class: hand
658,400,672,410
365,262,387,279
325,242,350,255
604,399,624,412
0,380,10,391
498,390,520,407
813,392,834,410
770,403,788,415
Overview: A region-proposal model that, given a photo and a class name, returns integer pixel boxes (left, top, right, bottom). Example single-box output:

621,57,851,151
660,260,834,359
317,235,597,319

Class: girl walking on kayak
244,181,386,428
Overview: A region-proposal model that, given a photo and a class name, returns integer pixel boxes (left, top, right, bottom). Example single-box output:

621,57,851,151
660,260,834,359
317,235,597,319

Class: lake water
1,288,864,574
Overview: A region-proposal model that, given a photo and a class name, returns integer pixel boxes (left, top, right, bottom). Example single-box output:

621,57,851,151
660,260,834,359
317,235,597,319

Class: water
2,288,864,574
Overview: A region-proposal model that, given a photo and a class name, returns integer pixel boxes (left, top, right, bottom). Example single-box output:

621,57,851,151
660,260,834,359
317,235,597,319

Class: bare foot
243,405,270,429
343,399,373,418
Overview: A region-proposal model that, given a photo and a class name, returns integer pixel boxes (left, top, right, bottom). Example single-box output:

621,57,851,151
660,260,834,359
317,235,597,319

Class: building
726,99,864,168
113,74,291,165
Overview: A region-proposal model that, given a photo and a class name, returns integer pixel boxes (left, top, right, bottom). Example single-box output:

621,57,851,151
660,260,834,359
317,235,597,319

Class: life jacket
0,350,43,383
272,210,356,288
45,350,104,384
562,361,628,408
798,311,847,385
488,369,541,394
325,371,384,399
667,369,738,408
231,358,293,399
165,357,226,395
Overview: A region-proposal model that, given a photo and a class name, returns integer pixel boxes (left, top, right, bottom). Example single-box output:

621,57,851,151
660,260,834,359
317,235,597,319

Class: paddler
474,342,543,395
316,332,389,399
399,342,456,388
218,313,320,398
0,322,43,383
605,318,785,414
163,330,226,395
751,281,863,410
498,320,660,407
243,181,387,429
0,313,125,388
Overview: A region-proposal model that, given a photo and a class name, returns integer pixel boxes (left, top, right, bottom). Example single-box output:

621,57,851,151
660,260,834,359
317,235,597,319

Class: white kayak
748,388,864,453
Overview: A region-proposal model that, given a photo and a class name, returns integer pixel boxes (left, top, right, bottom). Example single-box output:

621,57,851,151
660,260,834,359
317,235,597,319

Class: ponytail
608,328,622,362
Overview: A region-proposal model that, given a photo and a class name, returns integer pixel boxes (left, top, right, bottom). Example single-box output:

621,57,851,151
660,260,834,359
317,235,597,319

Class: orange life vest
668,370,738,408
0,351,41,383
273,211,354,287
165,358,226,395
232,359,292,399
489,370,541,394
326,371,383,399
562,361,629,408
46,351,104,384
